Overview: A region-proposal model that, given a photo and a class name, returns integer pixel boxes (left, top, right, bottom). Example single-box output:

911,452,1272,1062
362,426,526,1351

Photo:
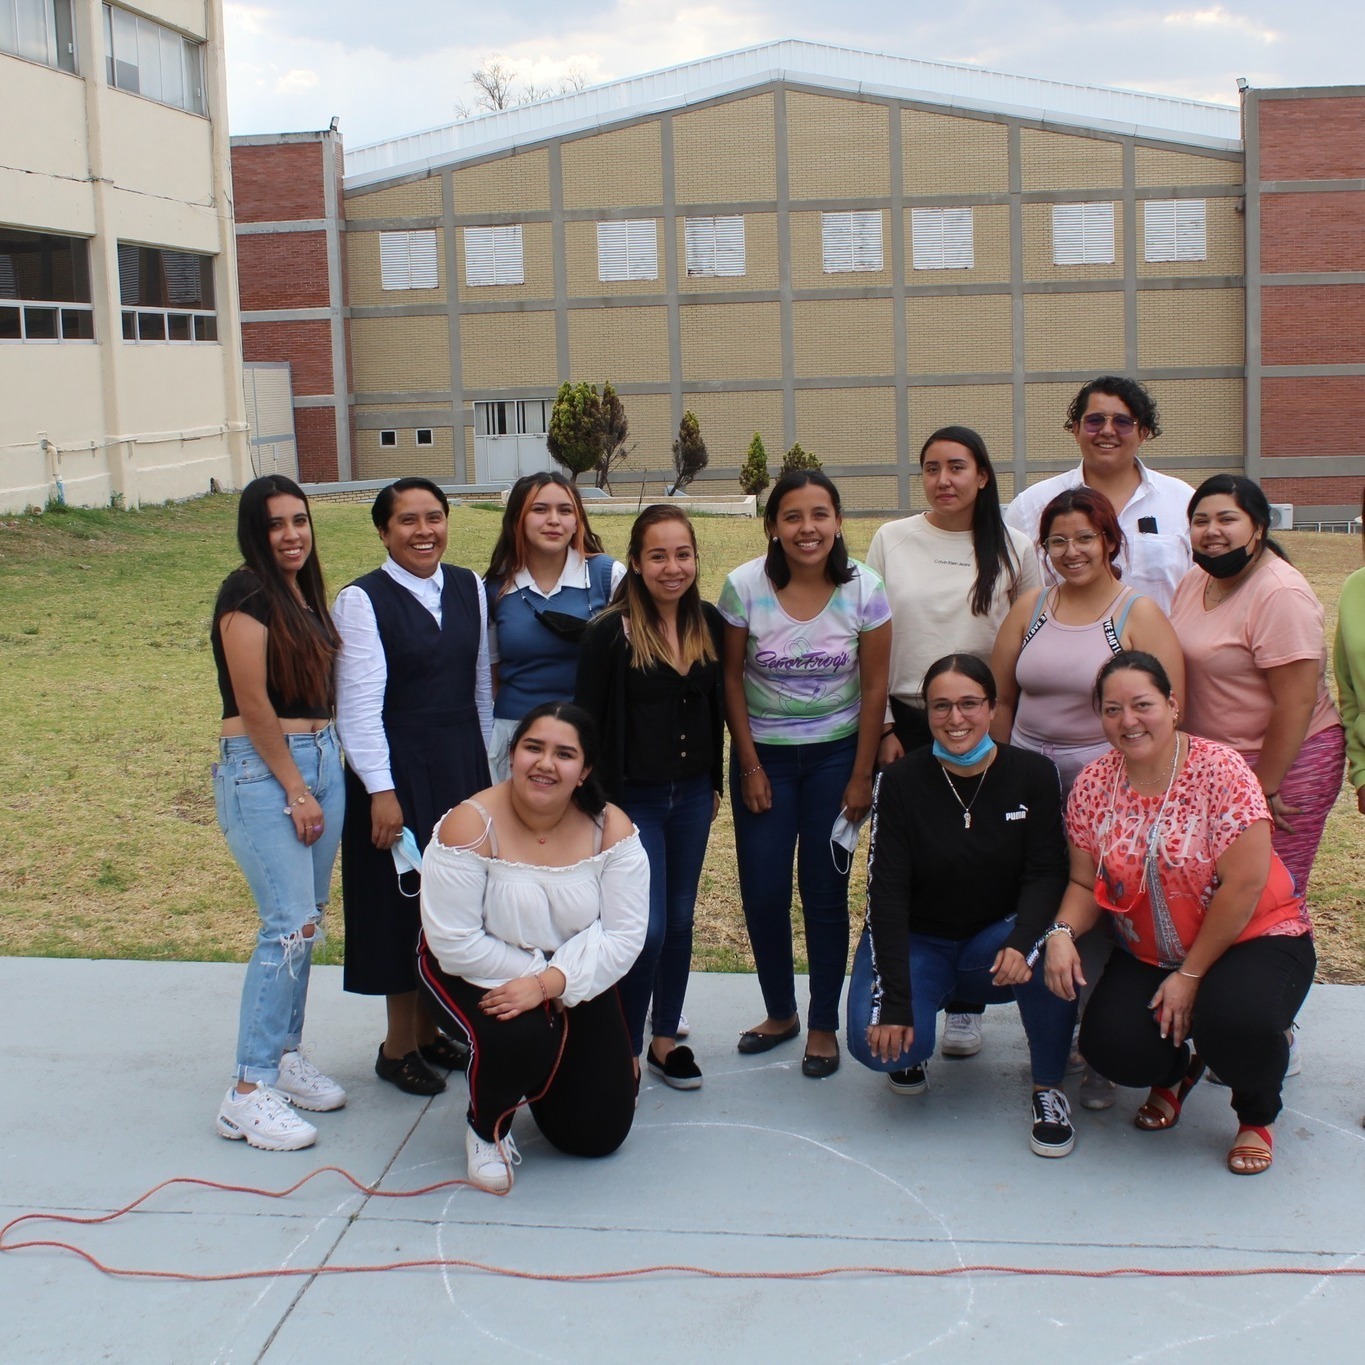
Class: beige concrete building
1,0,248,512
331,42,1253,514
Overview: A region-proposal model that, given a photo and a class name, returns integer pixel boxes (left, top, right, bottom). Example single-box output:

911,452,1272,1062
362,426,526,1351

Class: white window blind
1143,199,1207,262
1052,202,1114,265
464,225,525,286
379,230,438,290
596,219,658,281
910,208,974,270
684,216,746,277
821,211,883,273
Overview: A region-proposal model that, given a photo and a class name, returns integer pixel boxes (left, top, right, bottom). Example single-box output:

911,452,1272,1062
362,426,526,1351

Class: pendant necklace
509,799,569,845
941,762,988,830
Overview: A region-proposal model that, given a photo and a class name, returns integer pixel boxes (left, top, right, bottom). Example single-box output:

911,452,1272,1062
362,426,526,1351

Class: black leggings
1079,935,1315,1128
418,945,636,1154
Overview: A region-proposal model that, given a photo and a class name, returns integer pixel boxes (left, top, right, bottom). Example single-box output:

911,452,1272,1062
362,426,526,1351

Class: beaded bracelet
740,764,763,779
282,788,312,815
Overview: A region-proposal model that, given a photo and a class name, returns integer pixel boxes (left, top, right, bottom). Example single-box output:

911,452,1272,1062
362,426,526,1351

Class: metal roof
344,37,1242,188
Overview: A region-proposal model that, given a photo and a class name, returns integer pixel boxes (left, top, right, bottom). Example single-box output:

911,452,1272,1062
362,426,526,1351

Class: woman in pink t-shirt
1045,652,1313,1176
1169,475,1345,898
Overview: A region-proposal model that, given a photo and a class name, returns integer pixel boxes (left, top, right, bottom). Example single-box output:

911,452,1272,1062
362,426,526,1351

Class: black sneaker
1030,1087,1075,1157
888,1064,928,1095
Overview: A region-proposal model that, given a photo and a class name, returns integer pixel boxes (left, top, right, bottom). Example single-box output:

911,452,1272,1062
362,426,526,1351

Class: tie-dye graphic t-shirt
717,556,891,744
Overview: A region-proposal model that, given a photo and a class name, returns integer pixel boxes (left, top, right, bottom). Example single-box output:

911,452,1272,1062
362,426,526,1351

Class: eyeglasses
1080,413,1137,434
1043,532,1102,554
928,697,989,717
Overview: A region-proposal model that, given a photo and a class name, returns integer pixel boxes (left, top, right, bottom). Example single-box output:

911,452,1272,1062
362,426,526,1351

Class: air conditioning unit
1268,503,1294,530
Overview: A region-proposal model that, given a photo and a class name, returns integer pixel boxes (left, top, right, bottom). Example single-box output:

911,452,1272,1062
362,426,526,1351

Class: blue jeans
617,774,714,1054
731,735,857,1034
846,919,1076,1086
214,727,344,1085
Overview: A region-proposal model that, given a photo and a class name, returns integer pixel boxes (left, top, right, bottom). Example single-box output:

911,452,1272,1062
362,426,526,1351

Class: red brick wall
1262,474,1364,505
232,142,326,222
1260,192,1365,273
237,232,331,310
1260,285,1365,365
1261,376,1365,456
241,320,335,394
294,407,339,483
1259,97,1365,180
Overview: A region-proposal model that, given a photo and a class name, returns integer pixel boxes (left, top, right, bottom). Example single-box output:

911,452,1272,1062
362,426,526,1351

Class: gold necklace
507,794,572,845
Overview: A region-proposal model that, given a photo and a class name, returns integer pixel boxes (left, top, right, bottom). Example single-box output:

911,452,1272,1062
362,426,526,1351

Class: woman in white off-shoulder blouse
417,701,648,1192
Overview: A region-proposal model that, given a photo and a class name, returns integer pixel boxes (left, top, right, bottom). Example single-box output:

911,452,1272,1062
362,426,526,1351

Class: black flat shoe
647,1044,703,1091
801,1047,840,1079
375,1044,446,1096
419,1033,471,1072
736,1019,801,1055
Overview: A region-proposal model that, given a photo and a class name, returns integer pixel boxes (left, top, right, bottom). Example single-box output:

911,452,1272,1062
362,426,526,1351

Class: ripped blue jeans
214,727,344,1085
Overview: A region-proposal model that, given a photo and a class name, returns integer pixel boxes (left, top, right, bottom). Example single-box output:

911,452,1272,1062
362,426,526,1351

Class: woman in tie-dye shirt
718,470,891,1079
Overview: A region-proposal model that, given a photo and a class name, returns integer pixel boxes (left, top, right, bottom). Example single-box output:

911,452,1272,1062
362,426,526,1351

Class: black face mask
1193,542,1255,580
519,590,589,642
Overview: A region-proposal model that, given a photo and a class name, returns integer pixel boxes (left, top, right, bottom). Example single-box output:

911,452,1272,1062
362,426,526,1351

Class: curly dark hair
1064,376,1161,439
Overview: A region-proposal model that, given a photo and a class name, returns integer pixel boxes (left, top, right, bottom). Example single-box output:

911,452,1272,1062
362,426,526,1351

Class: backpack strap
1020,588,1051,650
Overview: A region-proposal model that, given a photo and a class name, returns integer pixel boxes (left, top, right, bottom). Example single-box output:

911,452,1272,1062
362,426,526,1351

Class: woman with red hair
991,487,1184,796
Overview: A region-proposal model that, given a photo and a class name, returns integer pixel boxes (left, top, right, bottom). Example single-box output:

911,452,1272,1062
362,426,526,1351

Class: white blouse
419,823,649,1008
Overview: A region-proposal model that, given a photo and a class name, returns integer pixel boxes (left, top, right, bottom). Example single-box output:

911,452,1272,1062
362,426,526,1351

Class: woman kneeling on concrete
1044,652,1314,1176
847,654,1079,1157
416,703,648,1192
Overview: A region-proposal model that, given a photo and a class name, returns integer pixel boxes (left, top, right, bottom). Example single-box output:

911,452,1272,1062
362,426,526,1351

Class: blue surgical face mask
391,826,423,896
933,734,996,769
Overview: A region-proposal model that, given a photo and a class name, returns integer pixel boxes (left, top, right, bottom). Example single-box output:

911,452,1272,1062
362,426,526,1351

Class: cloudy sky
223,2,1361,148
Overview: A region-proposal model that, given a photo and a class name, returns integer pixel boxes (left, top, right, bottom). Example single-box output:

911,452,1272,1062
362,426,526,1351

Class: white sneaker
940,1013,983,1057
216,1084,317,1151
275,1050,347,1112
465,1124,521,1193
1080,1067,1117,1110
647,1010,691,1040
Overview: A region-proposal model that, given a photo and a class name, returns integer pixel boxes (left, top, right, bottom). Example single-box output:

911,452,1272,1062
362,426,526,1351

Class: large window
821,211,883,273
1144,199,1207,262
117,243,216,342
380,230,438,290
911,208,974,270
103,4,204,114
596,220,658,282
0,227,92,341
684,216,745,278
1052,202,1115,266
1,0,75,71
475,399,551,436
464,225,524,286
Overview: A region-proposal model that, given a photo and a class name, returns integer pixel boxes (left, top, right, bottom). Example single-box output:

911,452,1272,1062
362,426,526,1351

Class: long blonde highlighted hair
606,505,717,672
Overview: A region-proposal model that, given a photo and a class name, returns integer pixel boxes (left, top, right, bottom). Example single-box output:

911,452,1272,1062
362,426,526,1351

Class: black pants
1079,935,1315,1127
418,945,636,1154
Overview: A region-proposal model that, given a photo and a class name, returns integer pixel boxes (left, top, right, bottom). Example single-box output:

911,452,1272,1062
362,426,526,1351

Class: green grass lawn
0,495,1360,981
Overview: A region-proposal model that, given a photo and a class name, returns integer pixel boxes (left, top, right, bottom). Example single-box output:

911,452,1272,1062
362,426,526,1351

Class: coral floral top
1065,736,1309,968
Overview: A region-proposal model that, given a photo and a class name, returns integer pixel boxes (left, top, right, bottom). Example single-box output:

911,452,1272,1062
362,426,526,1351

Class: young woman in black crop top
210,475,346,1152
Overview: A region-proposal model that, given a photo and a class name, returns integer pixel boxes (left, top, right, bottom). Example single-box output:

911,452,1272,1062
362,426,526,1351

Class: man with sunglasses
1005,376,1192,611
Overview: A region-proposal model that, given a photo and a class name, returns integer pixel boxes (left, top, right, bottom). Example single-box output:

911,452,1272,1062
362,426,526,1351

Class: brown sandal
1134,1051,1205,1131
1227,1124,1274,1175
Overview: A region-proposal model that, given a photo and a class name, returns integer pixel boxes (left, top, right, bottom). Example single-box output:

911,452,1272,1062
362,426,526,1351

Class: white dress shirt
333,558,493,795
1004,459,1193,613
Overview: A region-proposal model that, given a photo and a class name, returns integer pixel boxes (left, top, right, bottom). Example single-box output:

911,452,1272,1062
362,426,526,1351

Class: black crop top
211,569,333,721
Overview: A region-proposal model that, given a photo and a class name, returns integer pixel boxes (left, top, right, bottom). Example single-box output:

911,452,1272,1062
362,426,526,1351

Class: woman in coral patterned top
1043,652,1313,1177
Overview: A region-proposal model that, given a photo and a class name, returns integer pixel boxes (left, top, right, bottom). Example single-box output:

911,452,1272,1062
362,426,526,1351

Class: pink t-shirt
1170,554,1340,762
1066,737,1309,967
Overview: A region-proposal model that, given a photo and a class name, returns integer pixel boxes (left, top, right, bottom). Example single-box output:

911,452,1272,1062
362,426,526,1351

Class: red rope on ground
4,1166,1364,1284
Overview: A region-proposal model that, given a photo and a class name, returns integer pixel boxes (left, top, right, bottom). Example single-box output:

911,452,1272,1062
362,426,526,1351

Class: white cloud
1163,5,1279,42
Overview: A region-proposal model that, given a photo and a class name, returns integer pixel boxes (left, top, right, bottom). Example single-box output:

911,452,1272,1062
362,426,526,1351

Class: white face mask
830,807,870,875
391,826,423,896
